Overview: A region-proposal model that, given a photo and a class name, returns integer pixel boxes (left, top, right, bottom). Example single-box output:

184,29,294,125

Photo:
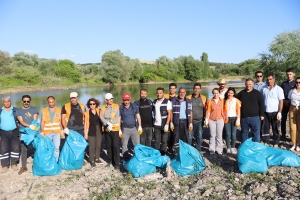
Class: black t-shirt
61,104,84,130
237,89,264,117
138,99,153,127
88,110,101,136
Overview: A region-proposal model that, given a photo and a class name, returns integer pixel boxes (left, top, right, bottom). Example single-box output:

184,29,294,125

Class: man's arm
278,99,283,113
61,114,67,129
136,113,142,127
17,116,30,128
166,110,172,125
257,92,265,120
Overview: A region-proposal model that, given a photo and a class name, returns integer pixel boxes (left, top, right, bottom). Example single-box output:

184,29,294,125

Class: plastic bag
20,120,40,145
59,130,88,170
32,135,62,176
265,146,300,167
170,140,206,176
123,144,170,178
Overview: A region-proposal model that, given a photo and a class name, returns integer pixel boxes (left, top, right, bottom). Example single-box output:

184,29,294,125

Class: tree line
0,29,299,88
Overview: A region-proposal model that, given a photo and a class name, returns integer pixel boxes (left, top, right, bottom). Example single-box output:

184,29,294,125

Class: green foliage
13,66,41,85
13,52,39,67
55,59,81,83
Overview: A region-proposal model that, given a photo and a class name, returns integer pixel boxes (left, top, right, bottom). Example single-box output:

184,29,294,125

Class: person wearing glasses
16,95,39,175
280,69,295,141
84,98,103,167
40,96,63,162
253,71,266,92
287,76,300,151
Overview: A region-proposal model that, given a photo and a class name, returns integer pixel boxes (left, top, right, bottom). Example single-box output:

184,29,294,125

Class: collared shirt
281,79,295,100
288,89,300,107
254,82,266,93
120,103,139,127
99,104,120,125
0,106,17,131
179,101,187,119
190,94,204,121
154,98,172,126
261,85,284,112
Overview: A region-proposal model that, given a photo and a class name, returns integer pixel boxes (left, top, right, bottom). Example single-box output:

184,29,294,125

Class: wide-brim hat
217,79,227,85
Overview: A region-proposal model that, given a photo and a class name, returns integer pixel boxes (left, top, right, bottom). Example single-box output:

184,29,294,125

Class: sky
0,0,299,64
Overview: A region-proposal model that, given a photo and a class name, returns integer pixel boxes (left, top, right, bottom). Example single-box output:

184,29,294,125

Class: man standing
280,69,295,141
253,71,266,92
186,83,206,150
100,93,120,170
16,95,39,175
261,74,284,147
171,87,193,153
40,96,63,162
0,96,20,173
153,87,172,155
135,89,153,147
237,79,264,142
119,93,142,160
217,79,228,99
164,83,177,100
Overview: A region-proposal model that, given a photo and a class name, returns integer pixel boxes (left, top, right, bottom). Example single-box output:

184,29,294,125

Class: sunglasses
70,97,77,99
23,101,30,103
256,75,263,77
89,103,96,105
296,82,300,84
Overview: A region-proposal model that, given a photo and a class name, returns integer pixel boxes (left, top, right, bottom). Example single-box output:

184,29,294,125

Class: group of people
0,68,299,173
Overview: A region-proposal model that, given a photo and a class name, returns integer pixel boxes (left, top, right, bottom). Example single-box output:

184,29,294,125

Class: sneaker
18,167,28,175
296,146,300,152
226,148,231,154
209,151,215,155
114,165,120,171
231,148,237,154
273,144,279,148
290,146,296,151
90,162,96,168
105,163,112,168
2,166,8,173
216,151,223,155
95,159,104,164
11,164,18,171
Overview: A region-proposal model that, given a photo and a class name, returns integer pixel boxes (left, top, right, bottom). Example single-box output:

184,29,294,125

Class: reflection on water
4,81,244,121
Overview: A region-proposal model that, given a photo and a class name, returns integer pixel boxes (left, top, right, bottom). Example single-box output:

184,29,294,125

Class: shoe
114,165,120,171
209,151,215,155
273,144,279,148
90,162,96,167
105,163,112,168
296,146,300,152
11,164,18,171
290,146,296,151
226,148,231,154
231,148,237,154
18,167,28,175
216,151,223,155
2,166,8,173
95,159,103,164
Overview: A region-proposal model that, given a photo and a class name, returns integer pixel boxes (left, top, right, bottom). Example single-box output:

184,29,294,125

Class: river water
5,81,244,120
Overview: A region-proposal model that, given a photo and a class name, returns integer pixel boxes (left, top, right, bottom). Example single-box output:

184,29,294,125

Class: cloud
23,50,35,54
70,54,76,57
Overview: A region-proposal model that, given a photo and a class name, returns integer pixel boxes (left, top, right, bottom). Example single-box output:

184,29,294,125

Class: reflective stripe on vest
101,104,120,131
42,107,61,134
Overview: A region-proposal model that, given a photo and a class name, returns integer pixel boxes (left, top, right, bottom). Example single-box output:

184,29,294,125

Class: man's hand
60,130,65,139
170,122,174,131
260,116,264,121
40,132,45,138
63,128,70,135
138,126,143,135
84,134,88,140
119,130,123,138
164,125,169,133
189,123,193,131
29,124,37,130
277,112,282,120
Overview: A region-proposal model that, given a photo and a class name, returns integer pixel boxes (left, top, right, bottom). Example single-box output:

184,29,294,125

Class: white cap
70,92,78,98
105,93,113,100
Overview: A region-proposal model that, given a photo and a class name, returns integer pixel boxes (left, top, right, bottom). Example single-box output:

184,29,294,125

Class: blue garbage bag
123,144,170,178
32,135,62,176
59,130,88,170
20,120,40,145
265,146,300,167
170,140,206,176
238,138,269,173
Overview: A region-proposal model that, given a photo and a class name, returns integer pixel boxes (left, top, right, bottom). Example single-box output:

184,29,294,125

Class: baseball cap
70,92,78,98
122,93,131,101
105,93,114,100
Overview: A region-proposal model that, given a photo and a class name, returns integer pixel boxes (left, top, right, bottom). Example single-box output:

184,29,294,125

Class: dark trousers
281,105,289,139
140,127,153,147
105,131,120,167
0,129,20,167
154,126,168,155
88,125,102,163
167,130,174,150
262,112,280,144
241,116,261,143
224,117,237,148
174,120,189,146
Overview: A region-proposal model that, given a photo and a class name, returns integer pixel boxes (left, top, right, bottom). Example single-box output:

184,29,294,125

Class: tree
55,59,81,83
13,52,39,67
201,52,210,78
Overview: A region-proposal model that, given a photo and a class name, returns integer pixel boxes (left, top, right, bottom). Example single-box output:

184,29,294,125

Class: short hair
156,87,164,92
47,96,55,100
212,88,220,93
224,87,237,100
2,96,11,101
178,87,186,92
266,73,275,79
140,89,147,93
22,95,31,101
169,83,177,88
245,78,254,83
86,98,100,108
286,68,294,73
193,82,202,89
255,71,263,76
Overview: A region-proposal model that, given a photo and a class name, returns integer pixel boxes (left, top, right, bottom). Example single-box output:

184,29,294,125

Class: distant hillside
139,60,155,64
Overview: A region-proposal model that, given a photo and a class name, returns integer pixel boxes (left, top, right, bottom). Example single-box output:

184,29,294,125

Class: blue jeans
224,117,237,148
46,133,60,162
241,116,261,143
188,120,203,150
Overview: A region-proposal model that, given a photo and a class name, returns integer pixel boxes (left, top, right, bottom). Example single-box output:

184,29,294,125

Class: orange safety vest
42,107,62,134
64,102,85,124
223,98,241,125
186,94,207,106
101,104,120,131
164,93,177,100
84,108,101,131
206,98,224,119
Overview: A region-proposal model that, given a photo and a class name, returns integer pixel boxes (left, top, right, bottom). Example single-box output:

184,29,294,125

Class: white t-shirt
154,98,172,126
227,98,238,117
288,89,300,107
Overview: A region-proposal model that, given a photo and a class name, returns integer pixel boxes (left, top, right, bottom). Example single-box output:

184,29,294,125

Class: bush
13,66,41,85
55,60,81,83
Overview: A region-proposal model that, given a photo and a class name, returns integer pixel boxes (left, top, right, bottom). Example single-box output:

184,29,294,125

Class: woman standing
84,98,103,167
205,88,224,155
288,77,300,151
223,87,241,154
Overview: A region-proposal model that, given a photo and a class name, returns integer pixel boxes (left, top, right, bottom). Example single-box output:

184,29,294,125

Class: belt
179,119,187,122
0,128,18,133
124,126,135,128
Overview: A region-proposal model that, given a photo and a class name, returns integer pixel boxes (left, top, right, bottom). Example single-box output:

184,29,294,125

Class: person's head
178,87,186,99
294,76,300,89
140,89,148,100
245,78,254,91
47,96,56,108
225,87,236,100
69,92,78,105
212,88,220,99
122,93,131,106
86,98,100,110
156,87,164,100
2,96,11,108
105,93,114,105
169,83,177,95
22,95,31,108
266,73,276,86
217,79,227,90
286,69,295,82
255,71,263,82
193,83,202,95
